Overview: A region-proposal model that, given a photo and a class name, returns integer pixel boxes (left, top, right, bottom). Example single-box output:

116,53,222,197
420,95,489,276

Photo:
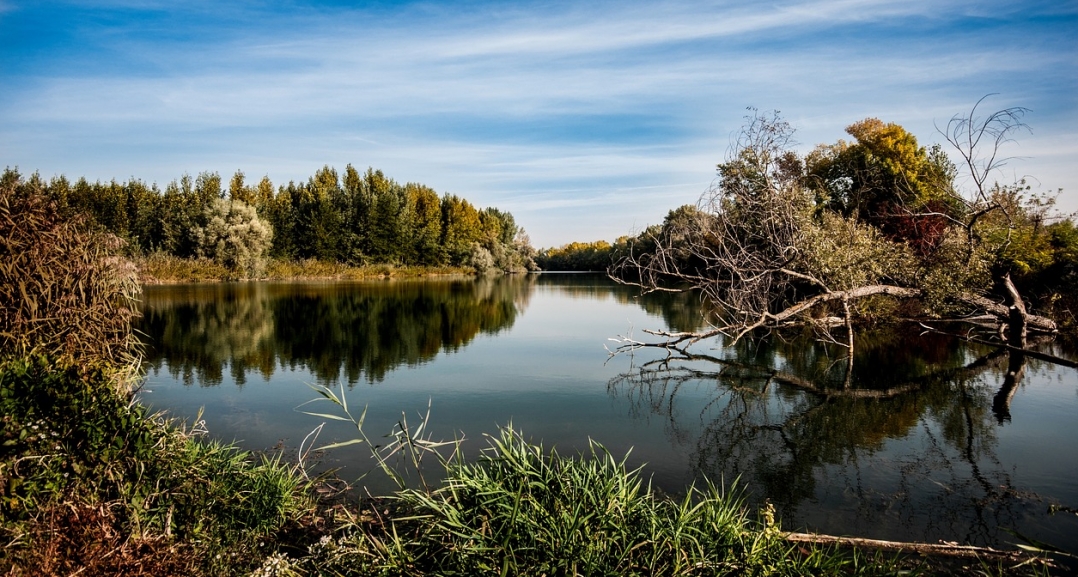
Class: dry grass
5,502,197,577
138,255,473,283
0,177,140,384
265,258,472,280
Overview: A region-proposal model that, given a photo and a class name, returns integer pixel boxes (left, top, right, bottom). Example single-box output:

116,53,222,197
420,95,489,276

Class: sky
1,0,1075,247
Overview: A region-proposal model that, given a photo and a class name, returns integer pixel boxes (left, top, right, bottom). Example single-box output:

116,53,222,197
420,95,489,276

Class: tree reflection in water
138,276,536,387
608,328,1068,550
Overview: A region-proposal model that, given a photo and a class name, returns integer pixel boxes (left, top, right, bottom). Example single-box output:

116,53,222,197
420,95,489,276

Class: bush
194,199,273,279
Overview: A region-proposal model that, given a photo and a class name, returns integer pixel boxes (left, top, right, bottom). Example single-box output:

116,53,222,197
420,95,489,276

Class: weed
0,174,140,382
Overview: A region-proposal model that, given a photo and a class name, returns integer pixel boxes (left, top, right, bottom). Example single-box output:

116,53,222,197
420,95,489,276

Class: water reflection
139,276,537,386
608,329,1077,550
533,273,706,333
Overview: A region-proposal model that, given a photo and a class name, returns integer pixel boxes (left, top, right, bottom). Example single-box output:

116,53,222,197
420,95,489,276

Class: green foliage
0,356,310,575
0,170,141,375
798,212,916,291
280,414,899,577
466,241,496,273
26,164,532,275
613,108,1075,334
538,240,615,271
807,119,957,216
440,193,483,264
0,357,158,519
406,182,445,265
974,183,1058,276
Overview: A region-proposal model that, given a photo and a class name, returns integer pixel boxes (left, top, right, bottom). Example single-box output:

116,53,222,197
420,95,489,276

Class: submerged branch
919,323,1078,369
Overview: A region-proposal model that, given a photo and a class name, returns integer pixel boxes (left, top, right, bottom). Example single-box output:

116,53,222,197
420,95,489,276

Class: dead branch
785,532,1042,564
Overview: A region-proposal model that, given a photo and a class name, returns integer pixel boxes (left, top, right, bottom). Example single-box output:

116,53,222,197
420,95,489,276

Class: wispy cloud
1,0,1074,245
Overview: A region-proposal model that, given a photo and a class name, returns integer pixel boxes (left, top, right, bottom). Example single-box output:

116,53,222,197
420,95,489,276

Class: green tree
406,183,445,265
806,119,960,252
612,106,1060,363
229,170,256,205
441,194,482,265
357,168,411,264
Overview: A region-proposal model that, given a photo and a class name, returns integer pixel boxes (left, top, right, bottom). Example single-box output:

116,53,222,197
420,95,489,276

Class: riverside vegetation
2,109,1067,574
546,104,1078,344
1,163,537,283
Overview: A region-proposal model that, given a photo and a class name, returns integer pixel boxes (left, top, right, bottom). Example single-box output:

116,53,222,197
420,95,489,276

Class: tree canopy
2,165,537,276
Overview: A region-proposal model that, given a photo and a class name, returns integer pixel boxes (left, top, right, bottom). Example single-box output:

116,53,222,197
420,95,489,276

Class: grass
384,431,891,575
137,253,474,284
259,425,913,576
276,388,1051,577
265,258,473,280
0,356,313,576
137,252,233,283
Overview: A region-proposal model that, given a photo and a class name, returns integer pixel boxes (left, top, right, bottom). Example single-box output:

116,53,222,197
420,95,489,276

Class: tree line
1,165,538,278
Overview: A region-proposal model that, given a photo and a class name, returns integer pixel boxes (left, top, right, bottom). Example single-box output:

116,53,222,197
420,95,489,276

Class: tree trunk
843,295,854,389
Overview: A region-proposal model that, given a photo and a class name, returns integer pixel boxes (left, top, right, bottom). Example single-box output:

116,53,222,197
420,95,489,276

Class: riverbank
136,253,476,284
0,358,1059,575
4,358,1056,573
0,356,315,576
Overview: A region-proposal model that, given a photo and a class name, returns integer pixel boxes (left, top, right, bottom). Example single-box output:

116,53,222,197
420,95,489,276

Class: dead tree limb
785,532,1043,564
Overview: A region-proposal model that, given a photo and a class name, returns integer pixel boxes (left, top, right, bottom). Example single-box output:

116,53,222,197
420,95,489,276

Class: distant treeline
536,240,620,271
1,166,537,274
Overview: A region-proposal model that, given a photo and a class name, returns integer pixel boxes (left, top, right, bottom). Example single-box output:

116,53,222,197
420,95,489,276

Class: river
134,273,1078,553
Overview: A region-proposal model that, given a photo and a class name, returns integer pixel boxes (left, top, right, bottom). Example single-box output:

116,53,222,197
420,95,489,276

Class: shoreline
134,254,481,285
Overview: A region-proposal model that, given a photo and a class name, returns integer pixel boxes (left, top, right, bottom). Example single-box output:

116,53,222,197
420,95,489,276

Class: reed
137,254,473,283
265,258,472,280
137,251,231,283
283,387,913,576
0,175,140,384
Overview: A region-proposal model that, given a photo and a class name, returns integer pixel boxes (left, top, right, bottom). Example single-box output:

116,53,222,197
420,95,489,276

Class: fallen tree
610,102,1068,361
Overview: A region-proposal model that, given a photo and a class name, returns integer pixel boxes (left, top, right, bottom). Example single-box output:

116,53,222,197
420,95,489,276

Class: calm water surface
135,274,1078,553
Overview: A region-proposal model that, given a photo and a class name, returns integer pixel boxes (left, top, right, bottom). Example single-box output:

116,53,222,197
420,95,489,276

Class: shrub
194,198,273,279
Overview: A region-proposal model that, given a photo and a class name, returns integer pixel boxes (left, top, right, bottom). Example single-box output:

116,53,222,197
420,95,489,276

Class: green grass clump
0,356,311,576
284,427,895,576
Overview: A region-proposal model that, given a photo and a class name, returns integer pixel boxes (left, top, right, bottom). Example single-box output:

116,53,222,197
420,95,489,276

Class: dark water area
135,274,1078,555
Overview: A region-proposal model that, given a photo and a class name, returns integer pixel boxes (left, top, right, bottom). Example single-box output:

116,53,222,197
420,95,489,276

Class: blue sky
2,0,1075,247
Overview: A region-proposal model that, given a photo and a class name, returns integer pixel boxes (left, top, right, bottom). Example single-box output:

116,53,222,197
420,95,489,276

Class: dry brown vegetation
0,173,140,380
